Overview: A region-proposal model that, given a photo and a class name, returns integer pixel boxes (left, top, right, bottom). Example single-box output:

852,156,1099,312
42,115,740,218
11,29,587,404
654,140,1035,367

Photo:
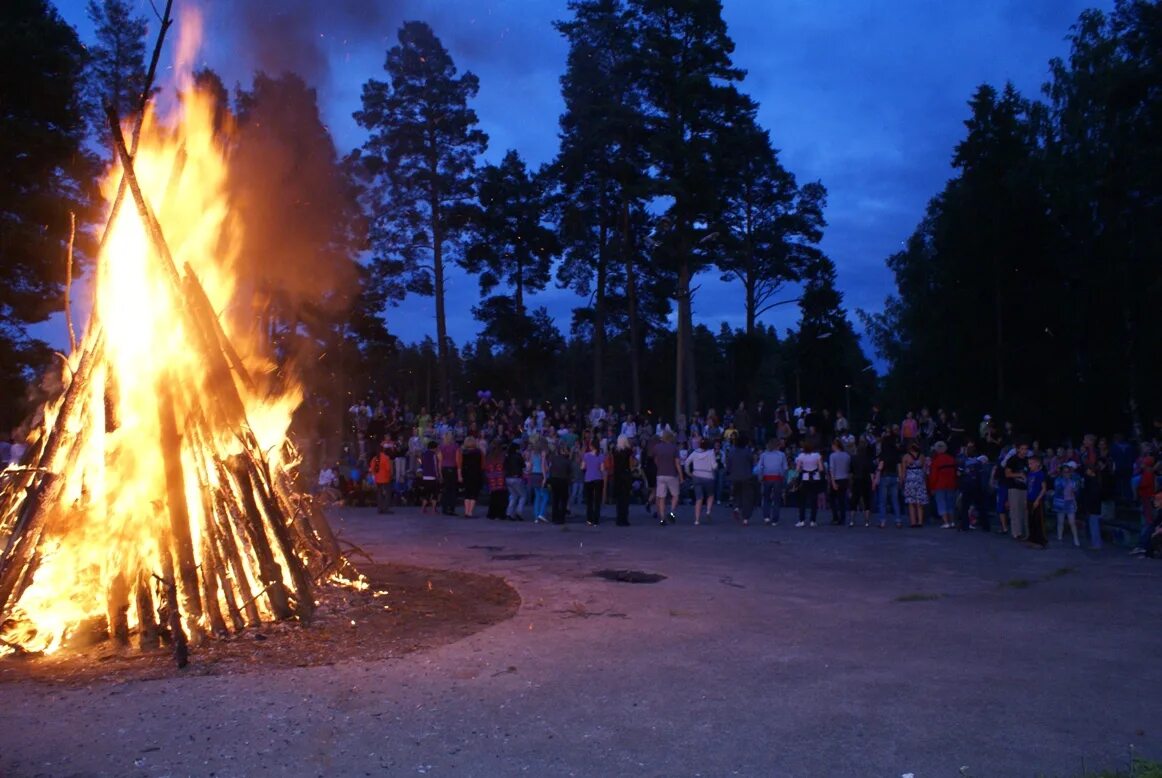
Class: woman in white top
794,440,825,527
684,437,718,525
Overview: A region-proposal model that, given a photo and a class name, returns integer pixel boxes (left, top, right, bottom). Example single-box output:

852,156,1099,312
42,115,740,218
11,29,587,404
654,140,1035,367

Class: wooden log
183,272,255,392
207,514,245,632
227,458,292,620
198,531,227,637
241,453,314,622
188,411,262,628
92,0,171,264
213,490,261,627
277,467,341,570
184,422,244,634
158,539,189,668
0,340,102,617
156,381,204,628
135,568,159,649
107,112,249,436
106,572,130,645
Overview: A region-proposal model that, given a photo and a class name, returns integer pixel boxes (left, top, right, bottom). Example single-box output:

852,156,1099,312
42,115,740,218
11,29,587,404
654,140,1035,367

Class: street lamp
844,383,852,427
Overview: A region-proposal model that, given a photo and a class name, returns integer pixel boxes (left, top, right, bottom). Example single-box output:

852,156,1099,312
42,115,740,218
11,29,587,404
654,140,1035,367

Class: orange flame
2,12,302,655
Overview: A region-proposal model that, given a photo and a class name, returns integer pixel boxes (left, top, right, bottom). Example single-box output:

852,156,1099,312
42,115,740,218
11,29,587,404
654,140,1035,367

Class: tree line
9,0,1154,443
862,0,1162,440
2,0,874,438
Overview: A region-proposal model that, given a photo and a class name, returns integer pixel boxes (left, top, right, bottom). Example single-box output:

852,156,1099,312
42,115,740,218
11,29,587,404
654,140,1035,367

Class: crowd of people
317,396,1162,557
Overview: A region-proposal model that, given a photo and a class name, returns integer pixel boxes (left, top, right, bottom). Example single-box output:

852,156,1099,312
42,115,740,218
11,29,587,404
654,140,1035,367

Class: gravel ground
1,503,1159,778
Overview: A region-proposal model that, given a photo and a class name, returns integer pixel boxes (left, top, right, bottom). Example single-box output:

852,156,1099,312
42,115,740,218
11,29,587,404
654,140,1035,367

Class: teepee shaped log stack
0,20,344,664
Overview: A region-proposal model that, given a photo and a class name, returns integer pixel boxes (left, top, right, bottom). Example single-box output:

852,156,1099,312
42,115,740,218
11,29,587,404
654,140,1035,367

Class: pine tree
717,118,826,336
353,21,488,406
465,149,557,315
84,0,149,149
630,0,753,420
0,0,97,430
553,0,652,409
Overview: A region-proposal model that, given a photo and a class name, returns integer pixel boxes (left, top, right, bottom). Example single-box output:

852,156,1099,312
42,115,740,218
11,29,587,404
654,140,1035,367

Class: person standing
419,440,440,513
642,437,658,518
652,431,682,525
528,437,551,522
877,433,902,528
548,442,572,525
728,435,757,525
1026,453,1049,547
828,439,852,526
1005,441,1031,540
795,440,825,528
757,438,788,526
582,440,605,525
901,442,929,527
460,437,483,518
612,435,635,526
504,442,528,520
928,441,958,529
733,402,752,442
369,443,394,515
437,432,460,516
685,437,718,525
1053,461,1082,546
850,439,875,527
485,443,509,519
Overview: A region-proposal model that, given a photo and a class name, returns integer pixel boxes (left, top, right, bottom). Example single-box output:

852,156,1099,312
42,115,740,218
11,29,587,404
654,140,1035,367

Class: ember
0,5,344,665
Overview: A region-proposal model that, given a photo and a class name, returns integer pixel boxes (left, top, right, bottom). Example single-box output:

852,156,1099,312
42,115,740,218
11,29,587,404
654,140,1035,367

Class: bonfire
0,4,344,666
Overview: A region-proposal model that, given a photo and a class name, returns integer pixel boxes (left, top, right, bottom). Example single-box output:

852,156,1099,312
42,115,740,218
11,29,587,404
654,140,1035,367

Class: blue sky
51,0,1107,348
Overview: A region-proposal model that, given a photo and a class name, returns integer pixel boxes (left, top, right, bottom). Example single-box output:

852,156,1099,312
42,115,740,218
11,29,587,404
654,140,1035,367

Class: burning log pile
0,6,346,666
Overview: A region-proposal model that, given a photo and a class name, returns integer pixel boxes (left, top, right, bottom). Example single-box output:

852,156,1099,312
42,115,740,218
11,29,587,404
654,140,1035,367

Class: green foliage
553,0,656,408
84,0,148,146
716,112,825,335
0,0,98,431
353,21,488,403
466,150,557,312
786,257,876,413
865,2,1162,436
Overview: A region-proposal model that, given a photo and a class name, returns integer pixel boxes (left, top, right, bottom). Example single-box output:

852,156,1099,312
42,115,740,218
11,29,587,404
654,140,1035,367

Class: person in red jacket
369,443,394,515
928,440,959,529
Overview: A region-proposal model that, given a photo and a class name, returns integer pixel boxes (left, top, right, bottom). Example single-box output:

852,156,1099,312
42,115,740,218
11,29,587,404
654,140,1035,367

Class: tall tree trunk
433,229,449,408
515,262,524,315
745,274,756,336
593,224,608,407
993,281,1004,409
682,283,697,418
680,232,698,418
675,258,690,424
621,201,641,413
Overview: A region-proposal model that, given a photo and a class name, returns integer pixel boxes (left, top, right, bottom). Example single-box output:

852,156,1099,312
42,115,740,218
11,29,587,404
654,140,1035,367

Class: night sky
52,0,1109,348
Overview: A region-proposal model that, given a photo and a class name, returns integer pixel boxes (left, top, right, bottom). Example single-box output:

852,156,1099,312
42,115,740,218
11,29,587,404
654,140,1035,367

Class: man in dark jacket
728,435,757,525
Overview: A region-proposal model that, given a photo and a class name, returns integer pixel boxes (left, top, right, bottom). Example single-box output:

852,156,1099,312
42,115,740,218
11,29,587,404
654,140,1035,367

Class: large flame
1,13,303,655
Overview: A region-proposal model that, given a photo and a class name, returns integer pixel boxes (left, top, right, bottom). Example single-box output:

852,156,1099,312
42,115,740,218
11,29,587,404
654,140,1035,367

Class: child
1053,461,1081,547
1026,453,1048,547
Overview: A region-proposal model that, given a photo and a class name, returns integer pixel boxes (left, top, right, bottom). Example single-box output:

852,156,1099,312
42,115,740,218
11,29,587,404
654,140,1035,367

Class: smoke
204,0,407,88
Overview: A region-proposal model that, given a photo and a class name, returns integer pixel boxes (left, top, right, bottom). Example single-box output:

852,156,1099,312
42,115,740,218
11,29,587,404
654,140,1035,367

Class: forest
2,0,1159,441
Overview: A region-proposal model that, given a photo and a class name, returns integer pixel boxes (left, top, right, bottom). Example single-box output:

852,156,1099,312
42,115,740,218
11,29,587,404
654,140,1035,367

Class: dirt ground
0,563,520,686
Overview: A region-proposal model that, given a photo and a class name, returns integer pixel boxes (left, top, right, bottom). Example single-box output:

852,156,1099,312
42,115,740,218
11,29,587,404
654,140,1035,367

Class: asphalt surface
1,502,1159,777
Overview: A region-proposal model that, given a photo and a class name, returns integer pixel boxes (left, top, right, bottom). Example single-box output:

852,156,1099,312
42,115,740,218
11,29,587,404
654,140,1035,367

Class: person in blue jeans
877,434,902,527
757,438,788,525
